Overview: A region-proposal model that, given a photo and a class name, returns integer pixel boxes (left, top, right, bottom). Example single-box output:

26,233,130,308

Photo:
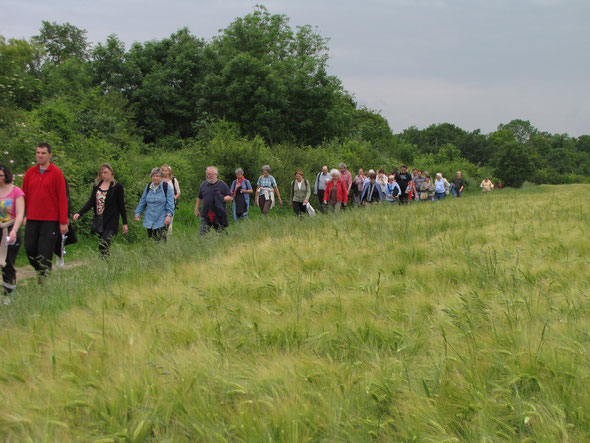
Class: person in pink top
338,162,352,210
0,164,25,303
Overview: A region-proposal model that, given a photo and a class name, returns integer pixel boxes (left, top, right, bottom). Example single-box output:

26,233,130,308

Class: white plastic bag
305,202,316,217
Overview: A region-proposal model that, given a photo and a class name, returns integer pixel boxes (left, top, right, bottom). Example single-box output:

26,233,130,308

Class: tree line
0,5,588,226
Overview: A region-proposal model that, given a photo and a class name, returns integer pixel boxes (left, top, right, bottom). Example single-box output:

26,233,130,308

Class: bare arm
274,186,282,205
8,196,25,244
194,197,202,218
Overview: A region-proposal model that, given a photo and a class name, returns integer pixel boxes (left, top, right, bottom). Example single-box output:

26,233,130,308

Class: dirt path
16,261,84,280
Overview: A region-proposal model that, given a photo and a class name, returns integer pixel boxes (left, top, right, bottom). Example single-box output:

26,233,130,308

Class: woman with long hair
161,164,181,235
0,164,24,303
74,163,128,255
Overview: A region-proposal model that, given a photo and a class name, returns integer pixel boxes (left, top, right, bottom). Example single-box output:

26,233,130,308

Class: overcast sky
2,0,589,136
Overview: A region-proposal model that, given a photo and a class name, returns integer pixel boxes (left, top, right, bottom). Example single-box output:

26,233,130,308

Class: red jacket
22,163,68,225
323,178,348,204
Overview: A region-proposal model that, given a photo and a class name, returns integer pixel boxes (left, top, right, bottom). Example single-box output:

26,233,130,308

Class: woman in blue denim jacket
134,167,175,241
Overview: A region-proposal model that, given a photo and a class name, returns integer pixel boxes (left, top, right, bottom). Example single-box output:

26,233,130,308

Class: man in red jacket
22,143,68,277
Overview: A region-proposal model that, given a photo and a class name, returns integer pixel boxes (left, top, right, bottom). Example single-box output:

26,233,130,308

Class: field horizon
1,185,590,441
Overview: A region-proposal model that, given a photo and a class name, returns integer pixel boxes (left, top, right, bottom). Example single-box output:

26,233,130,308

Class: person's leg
3,232,20,295
232,202,238,222
35,221,59,275
25,220,41,271
317,193,327,213
334,201,342,213
261,197,272,216
98,229,114,256
147,228,154,239
159,227,167,242
200,216,210,235
243,199,249,219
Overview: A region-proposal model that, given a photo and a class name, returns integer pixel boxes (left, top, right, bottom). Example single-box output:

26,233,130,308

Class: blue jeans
435,192,446,200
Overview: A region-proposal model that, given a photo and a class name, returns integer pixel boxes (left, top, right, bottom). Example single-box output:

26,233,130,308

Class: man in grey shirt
314,165,330,213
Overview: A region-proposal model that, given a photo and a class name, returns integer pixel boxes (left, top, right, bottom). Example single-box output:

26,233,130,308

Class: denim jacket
135,183,175,229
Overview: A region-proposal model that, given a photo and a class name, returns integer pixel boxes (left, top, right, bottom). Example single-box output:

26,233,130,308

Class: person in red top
323,169,349,213
22,143,68,277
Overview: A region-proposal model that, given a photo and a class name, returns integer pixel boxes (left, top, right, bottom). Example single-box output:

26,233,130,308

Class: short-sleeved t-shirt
197,180,232,216
0,186,25,222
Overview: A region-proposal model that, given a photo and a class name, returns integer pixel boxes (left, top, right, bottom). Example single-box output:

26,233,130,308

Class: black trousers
25,220,59,275
98,229,115,255
147,227,167,242
2,230,21,293
292,201,307,216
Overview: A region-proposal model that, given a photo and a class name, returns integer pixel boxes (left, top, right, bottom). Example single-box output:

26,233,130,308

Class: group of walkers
0,143,500,304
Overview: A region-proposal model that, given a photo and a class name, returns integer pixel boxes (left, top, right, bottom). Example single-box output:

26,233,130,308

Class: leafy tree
498,119,537,144
90,34,129,92
400,123,467,155
197,5,352,145
491,129,534,187
32,21,89,65
124,28,206,141
576,135,590,154
0,37,42,108
400,126,427,149
459,130,494,165
41,57,92,98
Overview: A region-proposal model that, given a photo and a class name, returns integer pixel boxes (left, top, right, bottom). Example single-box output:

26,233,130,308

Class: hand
323,201,327,205
303,200,308,205
122,224,128,234
73,213,80,221
278,198,283,205
8,230,16,244
195,210,200,218
60,224,69,235
165,215,171,225
135,215,140,222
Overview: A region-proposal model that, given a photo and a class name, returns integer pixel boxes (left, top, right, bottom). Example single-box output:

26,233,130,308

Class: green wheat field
1,185,589,441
